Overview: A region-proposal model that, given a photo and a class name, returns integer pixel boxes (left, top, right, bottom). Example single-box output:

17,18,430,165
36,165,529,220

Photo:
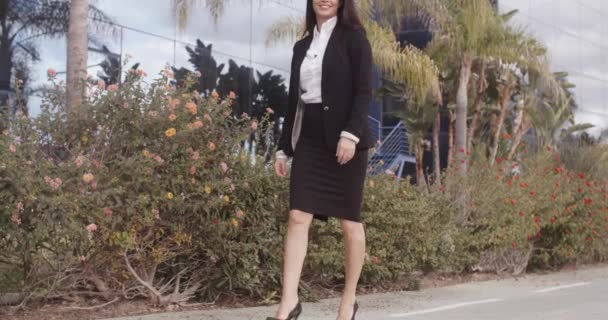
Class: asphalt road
107,265,608,320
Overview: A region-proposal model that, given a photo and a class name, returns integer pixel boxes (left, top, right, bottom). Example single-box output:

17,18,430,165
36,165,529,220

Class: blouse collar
314,15,338,38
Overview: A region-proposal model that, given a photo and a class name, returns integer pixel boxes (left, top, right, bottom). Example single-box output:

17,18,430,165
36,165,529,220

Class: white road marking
534,282,592,293
388,298,504,318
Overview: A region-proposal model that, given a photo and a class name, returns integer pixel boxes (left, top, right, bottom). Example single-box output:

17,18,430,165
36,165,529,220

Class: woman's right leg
275,209,314,318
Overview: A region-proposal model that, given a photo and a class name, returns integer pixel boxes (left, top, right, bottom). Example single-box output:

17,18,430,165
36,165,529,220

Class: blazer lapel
321,25,340,102
294,36,312,76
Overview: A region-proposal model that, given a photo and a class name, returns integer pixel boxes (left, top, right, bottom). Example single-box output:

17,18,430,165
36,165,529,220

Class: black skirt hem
288,205,363,223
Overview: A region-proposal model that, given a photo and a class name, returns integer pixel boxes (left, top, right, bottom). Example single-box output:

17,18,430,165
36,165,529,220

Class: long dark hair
304,0,364,37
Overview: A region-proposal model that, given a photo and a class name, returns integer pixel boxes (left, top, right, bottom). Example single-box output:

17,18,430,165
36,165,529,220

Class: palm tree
0,0,112,130
379,81,438,187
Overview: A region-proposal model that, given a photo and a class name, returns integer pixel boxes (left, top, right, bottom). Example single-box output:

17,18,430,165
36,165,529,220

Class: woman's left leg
337,219,366,320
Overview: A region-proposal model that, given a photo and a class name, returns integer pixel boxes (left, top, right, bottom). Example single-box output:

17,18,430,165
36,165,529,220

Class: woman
269,0,374,319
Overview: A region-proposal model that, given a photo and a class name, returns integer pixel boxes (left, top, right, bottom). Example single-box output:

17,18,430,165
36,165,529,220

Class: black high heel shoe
351,301,359,320
266,301,302,320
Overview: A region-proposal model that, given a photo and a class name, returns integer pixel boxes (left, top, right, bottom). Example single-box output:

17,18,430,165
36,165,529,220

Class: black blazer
277,24,375,157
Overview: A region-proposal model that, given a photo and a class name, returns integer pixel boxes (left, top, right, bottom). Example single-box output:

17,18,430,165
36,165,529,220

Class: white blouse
299,16,337,103
276,16,359,160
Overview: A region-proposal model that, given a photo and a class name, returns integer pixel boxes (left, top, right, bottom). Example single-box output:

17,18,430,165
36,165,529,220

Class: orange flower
208,142,216,151
82,173,94,183
107,84,118,92
165,128,176,137
185,102,198,115
204,185,211,194
168,114,177,121
191,120,203,129
47,68,57,78
167,192,174,199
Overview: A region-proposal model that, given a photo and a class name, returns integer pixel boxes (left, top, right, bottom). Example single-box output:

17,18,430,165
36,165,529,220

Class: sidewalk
106,265,608,320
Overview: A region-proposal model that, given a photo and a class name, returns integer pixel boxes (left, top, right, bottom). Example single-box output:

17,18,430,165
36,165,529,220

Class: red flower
577,173,585,179
496,157,502,164
584,198,593,206
372,256,380,264
519,211,525,217
458,148,465,153
529,191,536,196
551,194,556,201
511,242,518,248
578,188,583,193
585,181,592,187
520,182,529,188
547,146,552,151
511,199,517,206
213,217,219,225
534,216,541,223
550,217,556,224
537,230,542,237
554,167,563,174
507,179,513,187
555,155,560,162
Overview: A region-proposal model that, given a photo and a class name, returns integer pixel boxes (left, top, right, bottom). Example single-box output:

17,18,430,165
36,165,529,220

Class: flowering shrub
442,149,608,273
0,69,285,304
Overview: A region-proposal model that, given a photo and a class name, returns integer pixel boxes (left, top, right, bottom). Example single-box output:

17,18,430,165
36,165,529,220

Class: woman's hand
274,158,289,177
336,137,356,165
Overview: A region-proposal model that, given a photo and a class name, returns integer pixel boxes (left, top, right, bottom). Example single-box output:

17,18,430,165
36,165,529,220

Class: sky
27,0,608,136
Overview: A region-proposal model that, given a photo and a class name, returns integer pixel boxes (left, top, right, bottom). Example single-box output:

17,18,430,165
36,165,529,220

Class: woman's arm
342,29,373,143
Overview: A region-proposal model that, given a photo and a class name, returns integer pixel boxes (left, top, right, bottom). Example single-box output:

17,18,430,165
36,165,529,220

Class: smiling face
313,0,340,21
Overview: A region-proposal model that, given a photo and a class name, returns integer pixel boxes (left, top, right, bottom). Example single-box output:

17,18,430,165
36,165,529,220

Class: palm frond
364,19,440,105
265,15,305,48
560,123,595,139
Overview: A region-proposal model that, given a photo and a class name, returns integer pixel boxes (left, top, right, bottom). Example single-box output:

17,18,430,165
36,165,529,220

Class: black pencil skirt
289,103,369,222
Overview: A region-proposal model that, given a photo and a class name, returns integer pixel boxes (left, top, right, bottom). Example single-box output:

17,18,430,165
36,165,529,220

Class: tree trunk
432,108,441,186
415,140,426,188
467,61,487,153
455,52,473,174
66,0,89,109
0,25,13,133
447,113,454,167
508,121,531,160
489,80,513,166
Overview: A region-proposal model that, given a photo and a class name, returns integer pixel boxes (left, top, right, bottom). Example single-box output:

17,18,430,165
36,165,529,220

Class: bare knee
288,209,314,228
341,219,365,241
